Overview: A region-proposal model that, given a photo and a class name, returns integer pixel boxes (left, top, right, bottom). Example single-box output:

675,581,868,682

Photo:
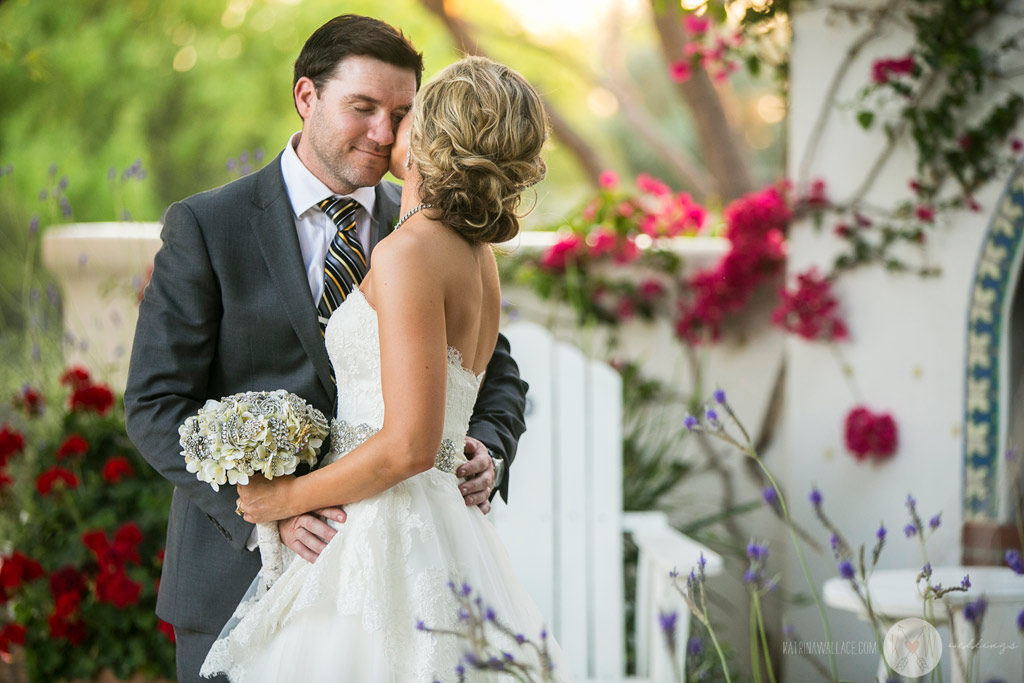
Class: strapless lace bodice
322,290,482,468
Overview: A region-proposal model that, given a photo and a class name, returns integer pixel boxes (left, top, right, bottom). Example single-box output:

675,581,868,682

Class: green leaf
856,111,874,129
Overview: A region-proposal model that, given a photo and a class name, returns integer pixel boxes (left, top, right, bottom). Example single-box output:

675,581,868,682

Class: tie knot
318,197,359,231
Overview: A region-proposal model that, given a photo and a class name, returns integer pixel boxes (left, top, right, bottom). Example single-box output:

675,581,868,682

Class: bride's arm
237,231,447,522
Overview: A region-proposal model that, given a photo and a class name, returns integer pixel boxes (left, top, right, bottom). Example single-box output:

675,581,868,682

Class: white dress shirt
246,134,378,551
280,131,377,303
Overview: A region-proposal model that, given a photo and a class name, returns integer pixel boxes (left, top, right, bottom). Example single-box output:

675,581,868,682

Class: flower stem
752,590,777,683
759,463,839,682
702,609,733,683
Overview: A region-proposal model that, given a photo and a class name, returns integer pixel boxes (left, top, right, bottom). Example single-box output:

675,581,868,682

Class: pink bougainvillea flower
1011,137,1023,153
806,179,828,207
915,205,935,222
772,268,849,342
683,14,710,35
617,201,636,218
539,234,585,272
636,173,671,197
587,228,618,259
683,41,703,58
598,170,620,189
871,55,916,85
844,406,899,461
670,60,692,83
638,278,666,300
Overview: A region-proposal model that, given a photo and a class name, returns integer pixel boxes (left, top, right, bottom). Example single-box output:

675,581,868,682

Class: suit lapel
249,157,336,396
367,181,402,259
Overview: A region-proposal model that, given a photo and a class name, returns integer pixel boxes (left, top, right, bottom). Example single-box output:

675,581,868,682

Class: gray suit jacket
124,155,527,632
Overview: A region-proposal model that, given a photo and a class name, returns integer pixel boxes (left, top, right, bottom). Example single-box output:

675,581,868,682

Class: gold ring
235,506,243,517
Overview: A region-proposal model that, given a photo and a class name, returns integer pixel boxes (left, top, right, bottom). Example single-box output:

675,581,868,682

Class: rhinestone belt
329,420,459,474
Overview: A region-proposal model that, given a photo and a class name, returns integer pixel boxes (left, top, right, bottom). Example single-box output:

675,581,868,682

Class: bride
200,56,567,682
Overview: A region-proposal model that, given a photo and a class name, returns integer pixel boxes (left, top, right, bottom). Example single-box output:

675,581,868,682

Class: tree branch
650,1,755,202
418,0,606,187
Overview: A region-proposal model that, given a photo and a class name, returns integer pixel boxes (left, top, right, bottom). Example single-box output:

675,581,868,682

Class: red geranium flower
95,567,141,608
49,566,87,601
102,456,134,484
36,466,79,496
56,434,88,460
0,551,44,591
69,383,115,415
844,406,899,461
113,522,144,565
48,612,86,645
59,366,92,391
0,424,25,467
0,623,27,656
13,386,44,416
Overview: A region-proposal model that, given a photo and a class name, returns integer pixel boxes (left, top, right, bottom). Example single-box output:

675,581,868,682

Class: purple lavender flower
743,568,759,583
961,575,971,590
1006,549,1024,575
254,148,265,162
876,525,887,542
830,534,839,551
904,523,918,538
809,487,823,508
416,620,426,630
746,542,768,561
921,562,932,579
484,607,496,621
928,513,941,531
460,582,472,596
962,598,987,624
57,175,68,191
684,415,698,431
762,486,778,507
48,163,58,176
659,610,678,652
838,560,855,579
38,188,48,201
705,408,719,423
29,215,39,235
1017,607,1024,632
714,389,726,404
905,494,917,510
515,633,526,644
687,636,704,656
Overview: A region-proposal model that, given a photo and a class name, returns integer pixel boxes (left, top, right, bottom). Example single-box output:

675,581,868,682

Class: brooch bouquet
178,390,329,588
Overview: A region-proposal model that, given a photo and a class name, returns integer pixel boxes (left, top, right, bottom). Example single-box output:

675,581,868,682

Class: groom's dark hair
294,15,424,97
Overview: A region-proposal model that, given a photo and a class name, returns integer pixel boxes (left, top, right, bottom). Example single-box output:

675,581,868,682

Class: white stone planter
41,222,161,391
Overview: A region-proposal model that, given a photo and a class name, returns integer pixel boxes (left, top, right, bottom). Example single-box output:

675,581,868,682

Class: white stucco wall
783,4,1024,681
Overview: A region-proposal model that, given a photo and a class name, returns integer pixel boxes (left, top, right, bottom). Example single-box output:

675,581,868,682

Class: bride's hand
236,475,299,523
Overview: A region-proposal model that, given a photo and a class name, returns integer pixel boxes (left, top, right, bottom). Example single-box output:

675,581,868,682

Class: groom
124,15,528,682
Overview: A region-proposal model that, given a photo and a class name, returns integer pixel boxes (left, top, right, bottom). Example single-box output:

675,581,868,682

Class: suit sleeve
466,332,528,503
123,201,253,549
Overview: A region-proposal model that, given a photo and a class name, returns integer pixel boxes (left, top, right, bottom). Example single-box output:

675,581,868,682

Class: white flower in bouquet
178,390,329,589
178,390,328,491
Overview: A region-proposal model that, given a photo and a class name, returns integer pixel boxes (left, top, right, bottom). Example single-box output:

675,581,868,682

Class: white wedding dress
201,290,566,682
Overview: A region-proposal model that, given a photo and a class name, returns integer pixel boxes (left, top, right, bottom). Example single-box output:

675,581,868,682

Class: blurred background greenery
0,0,784,349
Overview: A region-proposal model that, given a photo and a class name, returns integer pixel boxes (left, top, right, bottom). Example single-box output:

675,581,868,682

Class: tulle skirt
200,467,566,682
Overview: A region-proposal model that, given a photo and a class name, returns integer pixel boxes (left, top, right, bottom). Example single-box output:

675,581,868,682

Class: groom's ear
294,77,318,121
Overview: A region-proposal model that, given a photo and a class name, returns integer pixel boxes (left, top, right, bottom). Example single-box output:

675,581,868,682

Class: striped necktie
317,196,368,334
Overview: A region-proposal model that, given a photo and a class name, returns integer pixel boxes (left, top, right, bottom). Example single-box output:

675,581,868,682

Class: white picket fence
491,321,721,682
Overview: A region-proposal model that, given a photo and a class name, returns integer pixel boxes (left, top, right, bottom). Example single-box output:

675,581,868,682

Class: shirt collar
280,132,377,220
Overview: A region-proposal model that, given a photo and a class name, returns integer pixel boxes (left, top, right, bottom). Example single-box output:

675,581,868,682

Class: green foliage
0,365,174,680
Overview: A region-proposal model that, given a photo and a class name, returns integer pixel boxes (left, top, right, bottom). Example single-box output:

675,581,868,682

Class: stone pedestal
41,222,161,391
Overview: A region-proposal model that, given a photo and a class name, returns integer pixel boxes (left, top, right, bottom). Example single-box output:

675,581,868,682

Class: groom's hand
279,509,346,563
457,437,496,514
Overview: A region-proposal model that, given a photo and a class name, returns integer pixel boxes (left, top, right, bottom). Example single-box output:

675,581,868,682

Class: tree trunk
651,2,755,202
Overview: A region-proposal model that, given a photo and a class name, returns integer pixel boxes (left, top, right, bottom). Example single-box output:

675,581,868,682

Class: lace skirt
200,467,566,682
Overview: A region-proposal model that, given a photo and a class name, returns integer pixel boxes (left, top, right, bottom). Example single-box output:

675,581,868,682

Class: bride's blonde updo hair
410,56,548,244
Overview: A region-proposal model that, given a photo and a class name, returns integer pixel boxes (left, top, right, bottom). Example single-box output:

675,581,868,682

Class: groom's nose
366,112,396,148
